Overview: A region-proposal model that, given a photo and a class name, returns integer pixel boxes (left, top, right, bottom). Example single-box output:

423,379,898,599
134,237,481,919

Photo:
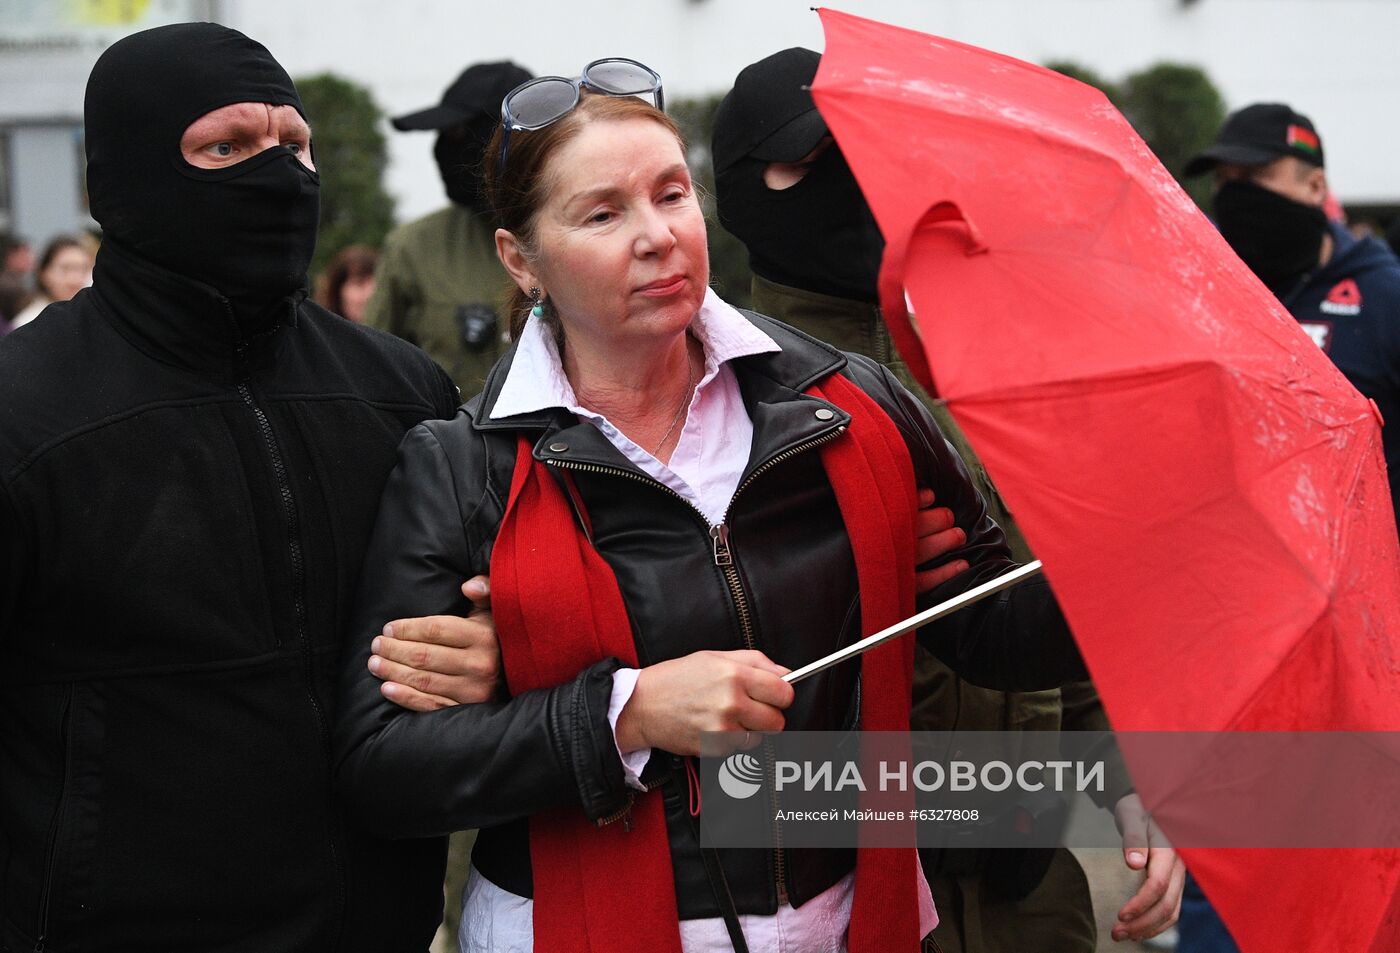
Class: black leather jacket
333,313,1081,925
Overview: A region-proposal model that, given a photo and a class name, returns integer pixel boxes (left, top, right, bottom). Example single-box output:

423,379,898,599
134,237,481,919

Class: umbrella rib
1210,427,1392,733
942,358,1373,422
946,372,1372,549
938,360,1213,407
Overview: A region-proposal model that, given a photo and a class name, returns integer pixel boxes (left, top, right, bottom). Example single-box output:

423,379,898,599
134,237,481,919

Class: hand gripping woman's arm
332,420,633,838
841,355,1088,692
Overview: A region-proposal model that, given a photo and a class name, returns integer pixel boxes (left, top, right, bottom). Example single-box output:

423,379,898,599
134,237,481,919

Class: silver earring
529,287,544,319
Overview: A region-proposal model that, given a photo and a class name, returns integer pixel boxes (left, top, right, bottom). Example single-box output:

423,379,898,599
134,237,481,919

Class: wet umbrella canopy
811,8,1400,951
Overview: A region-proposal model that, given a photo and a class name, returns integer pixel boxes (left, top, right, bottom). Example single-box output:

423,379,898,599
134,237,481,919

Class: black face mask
85,23,319,314
435,117,495,215
716,146,884,303
1213,180,1328,297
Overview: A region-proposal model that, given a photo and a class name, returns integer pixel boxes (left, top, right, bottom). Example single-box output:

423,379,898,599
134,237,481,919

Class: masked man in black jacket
0,23,492,952
1187,103,1400,526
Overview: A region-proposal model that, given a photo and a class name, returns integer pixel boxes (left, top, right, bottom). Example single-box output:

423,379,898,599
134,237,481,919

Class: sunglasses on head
498,58,664,169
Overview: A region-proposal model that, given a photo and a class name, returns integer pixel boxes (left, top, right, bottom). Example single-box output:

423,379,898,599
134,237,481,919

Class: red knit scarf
490,371,923,951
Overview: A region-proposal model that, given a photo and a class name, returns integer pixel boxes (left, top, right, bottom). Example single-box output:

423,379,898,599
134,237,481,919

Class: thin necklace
652,348,696,457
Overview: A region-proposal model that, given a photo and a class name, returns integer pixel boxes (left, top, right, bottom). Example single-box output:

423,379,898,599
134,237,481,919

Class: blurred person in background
0,233,35,330
315,243,379,322
1188,102,1400,529
712,47,1183,952
1,232,34,284
8,234,94,330
367,61,531,397
0,282,29,332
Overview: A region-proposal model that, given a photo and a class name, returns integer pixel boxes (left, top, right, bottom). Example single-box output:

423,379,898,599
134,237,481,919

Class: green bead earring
529,287,544,319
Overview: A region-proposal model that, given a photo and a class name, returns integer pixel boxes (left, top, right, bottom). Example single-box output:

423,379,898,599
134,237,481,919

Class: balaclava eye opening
716,145,885,303
85,22,320,316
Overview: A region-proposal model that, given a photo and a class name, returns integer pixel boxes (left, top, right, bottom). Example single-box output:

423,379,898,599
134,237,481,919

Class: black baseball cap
712,47,827,174
1184,102,1325,176
392,61,532,131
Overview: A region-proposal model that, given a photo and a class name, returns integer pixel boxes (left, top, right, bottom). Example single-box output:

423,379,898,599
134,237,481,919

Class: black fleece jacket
0,241,458,953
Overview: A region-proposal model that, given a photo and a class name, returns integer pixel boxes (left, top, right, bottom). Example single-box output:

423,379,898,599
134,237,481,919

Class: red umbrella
811,8,1400,951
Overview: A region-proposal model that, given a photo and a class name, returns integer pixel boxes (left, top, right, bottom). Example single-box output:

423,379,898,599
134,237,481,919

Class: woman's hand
916,487,969,592
615,650,794,757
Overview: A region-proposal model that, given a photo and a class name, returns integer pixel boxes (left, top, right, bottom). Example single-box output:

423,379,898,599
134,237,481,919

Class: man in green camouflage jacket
367,61,531,399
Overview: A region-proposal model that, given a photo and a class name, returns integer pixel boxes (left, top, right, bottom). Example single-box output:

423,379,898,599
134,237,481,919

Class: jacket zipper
550,425,845,908
595,776,668,831
34,685,75,953
233,334,346,927
717,427,846,907
710,530,791,904
872,316,893,366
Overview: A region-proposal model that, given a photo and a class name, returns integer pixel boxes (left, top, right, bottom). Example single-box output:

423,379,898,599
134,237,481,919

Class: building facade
2,0,1397,246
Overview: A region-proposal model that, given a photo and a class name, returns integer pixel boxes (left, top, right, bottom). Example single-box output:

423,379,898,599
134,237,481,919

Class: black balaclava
716,144,885,303
434,113,497,215
85,23,319,322
1213,180,1328,296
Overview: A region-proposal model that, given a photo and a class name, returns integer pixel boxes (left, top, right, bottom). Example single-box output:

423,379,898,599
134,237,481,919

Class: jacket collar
470,309,854,482
90,240,302,379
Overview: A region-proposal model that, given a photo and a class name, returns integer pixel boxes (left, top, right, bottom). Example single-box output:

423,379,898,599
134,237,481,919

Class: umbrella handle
876,200,986,399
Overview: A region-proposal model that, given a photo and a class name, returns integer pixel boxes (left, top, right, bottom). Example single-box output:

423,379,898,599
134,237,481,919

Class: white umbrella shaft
782,560,1044,685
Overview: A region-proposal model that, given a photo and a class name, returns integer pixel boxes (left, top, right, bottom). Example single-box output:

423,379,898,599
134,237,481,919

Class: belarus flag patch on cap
1287,124,1321,156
